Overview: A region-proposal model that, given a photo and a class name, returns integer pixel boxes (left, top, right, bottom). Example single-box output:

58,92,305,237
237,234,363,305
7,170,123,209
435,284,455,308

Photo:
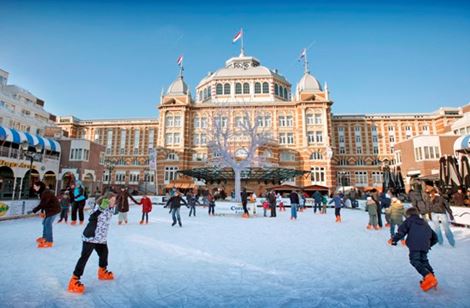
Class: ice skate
71,221,77,225
37,241,53,248
36,237,45,243
68,275,85,294
125,220,128,224
79,221,84,225
139,220,144,225
374,226,380,230
401,240,406,246
118,221,122,225
367,224,372,230
420,273,438,291
385,223,391,228
171,221,176,226
178,220,182,227
98,267,114,280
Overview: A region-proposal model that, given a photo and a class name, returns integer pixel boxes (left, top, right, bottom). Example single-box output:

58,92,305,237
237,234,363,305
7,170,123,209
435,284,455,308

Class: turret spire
299,48,309,74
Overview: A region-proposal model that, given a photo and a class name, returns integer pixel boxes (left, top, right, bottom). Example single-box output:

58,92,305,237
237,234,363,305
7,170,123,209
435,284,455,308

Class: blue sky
1,0,469,119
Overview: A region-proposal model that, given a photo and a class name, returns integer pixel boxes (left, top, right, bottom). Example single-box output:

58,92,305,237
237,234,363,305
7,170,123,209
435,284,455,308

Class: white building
0,68,56,135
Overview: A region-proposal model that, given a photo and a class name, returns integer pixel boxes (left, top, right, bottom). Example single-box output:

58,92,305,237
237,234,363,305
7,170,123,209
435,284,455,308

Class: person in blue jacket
329,194,344,223
313,191,322,214
71,181,87,225
390,207,438,292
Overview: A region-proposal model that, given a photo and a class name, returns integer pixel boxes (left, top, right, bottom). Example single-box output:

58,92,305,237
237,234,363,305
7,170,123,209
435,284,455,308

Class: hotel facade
56,52,468,195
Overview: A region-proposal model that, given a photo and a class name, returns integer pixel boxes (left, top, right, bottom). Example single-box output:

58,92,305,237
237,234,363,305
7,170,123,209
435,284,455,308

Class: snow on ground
1,204,470,308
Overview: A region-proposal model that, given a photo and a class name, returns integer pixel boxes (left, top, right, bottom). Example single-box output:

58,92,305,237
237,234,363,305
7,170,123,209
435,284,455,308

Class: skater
68,192,117,294
115,187,139,225
380,192,392,227
263,200,270,217
268,190,277,217
390,207,438,292
299,191,306,212
30,181,61,248
250,192,257,215
370,189,382,228
71,181,87,225
365,197,379,230
321,194,328,214
164,191,188,227
277,193,285,212
427,189,455,247
187,191,200,217
313,190,322,214
208,192,216,216
329,194,344,222
389,197,405,239
289,190,299,220
138,195,152,224
241,188,249,218
57,191,71,224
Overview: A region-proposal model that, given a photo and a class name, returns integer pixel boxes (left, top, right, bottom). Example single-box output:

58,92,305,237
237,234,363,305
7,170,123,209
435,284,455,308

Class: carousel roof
177,167,310,183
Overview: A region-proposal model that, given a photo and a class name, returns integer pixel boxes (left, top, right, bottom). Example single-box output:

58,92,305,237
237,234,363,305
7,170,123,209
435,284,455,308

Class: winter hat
99,198,110,210
366,197,372,201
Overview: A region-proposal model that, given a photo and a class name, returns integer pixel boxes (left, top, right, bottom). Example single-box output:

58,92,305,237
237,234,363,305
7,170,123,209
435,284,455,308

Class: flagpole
241,28,244,56
304,49,309,74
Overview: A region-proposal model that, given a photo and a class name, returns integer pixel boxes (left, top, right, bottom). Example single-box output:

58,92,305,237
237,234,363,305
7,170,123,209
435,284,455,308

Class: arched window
207,86,211,97
198,91,203,101
254,82,261,94
216,83,223,95
243,83,250,94
283,87,288,99
274,84,279,96
224,83,231,95
203,88,208,99
262,82,269,93
310,152,323,160
167,153,179,161
235,83,242,94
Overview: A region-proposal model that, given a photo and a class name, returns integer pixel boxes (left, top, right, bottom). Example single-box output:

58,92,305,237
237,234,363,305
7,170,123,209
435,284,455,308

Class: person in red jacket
29,181,61,248
138,195,153,224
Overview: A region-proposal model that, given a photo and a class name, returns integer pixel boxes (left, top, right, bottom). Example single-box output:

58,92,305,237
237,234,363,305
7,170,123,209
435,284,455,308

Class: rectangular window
193,134,199,145
356,146,362,154
200,134,206,145
372,135,378,143
279,116,286,127
193,117,200,128
280,151,295,161
315,114,322,124
373,146,379,154
339,135,345,143
355,135,361,143
148,128,155,148
201,117,208,128
286,116,293,127
287,133,294,144
306,114,314,125
372,172,383,185
165,133,173,145
389,135,395,143
311,167,326,184
355,171,368,186
134,129,140,151
339,147,346,154
279,133,286,144
424,146,430,159
354,126,361,132
434,146,440,158
165,116,173,127
164,167,178,184
315,131,323,143
173,133,181,145
307,132,315,144
120,129,126,150
174,116,181,127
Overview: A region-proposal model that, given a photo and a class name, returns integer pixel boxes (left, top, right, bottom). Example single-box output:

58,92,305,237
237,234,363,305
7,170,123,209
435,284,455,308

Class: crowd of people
26,179,465,294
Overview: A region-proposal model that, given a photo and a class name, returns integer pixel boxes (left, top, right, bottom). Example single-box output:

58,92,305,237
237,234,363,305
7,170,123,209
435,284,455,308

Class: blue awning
0,125,61,153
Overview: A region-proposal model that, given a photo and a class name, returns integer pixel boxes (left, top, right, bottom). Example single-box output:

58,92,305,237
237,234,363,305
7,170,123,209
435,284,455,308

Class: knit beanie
99,198,110,210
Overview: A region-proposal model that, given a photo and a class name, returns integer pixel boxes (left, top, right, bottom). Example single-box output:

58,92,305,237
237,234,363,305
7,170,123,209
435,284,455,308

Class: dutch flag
233,29,243,43
177,55,184,66
298,48,306,61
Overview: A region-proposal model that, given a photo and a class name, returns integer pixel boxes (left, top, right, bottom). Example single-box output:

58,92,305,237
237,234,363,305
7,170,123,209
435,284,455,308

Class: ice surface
1,205,470,307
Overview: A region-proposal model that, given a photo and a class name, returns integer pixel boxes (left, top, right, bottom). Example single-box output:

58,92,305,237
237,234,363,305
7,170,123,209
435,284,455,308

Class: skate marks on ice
129,234,287,277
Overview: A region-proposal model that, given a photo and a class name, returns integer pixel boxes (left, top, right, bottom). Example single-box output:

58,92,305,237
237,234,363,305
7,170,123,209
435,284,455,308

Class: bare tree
207,106,272,202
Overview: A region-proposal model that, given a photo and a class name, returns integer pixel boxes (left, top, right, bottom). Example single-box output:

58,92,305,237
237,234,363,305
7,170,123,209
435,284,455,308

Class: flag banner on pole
233,29,243,43
149,148,157,170
177,55,184,66
298,48,306,61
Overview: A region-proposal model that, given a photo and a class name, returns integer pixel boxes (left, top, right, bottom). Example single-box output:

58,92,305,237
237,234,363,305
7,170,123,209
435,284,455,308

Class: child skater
187,191,201,217
68,192,117,294
321,194,328,214
277,193,286,212
389,197,405,241
365,196,379,230
208,192,216,216
389,207,438,292
57,191,71,224
329,194,344,223
139,195,152,224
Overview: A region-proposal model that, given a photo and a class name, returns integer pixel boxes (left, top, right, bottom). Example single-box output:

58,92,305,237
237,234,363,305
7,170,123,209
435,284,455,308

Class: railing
0,145,59,162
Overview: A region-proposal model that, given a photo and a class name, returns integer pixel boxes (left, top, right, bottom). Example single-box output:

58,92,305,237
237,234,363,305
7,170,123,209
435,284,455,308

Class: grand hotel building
57,52,466,194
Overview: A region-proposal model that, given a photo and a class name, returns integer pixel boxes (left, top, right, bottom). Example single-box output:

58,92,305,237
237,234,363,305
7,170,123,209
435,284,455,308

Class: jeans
71,200,86,222
270,203,276,217
430,213,455,246
390,223,399,237
59,208,68,222
314,201,321,213
42,215,57,242
409,251,433,277
73,242,109,278
335,207,341,217
208,205,215,215
141,212,149,223
118,212,128,223
291,203,298,219
189,206,196,217
242,202,248,215
171,208,181,224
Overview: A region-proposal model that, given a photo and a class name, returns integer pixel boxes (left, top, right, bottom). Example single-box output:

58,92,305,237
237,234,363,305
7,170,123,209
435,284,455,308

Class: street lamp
104,159,116,192
20,141,43,198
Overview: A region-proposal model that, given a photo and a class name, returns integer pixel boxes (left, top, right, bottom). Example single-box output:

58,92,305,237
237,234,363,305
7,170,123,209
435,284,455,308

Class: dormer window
243,83,250,94
274,84,279,96
224,83,231,95
235,83,242,94
254,82,261,93
262,82,269,93
216,84,223,95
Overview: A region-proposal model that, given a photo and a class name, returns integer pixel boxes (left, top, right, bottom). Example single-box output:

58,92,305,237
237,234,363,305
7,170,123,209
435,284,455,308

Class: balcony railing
0,145,59,162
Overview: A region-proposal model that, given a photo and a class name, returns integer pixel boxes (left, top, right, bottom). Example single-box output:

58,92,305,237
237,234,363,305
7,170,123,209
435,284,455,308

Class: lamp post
104,159,116,192
20,141,43,199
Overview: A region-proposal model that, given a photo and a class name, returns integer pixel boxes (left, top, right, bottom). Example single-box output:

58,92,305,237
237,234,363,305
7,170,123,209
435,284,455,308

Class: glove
39,212,46,218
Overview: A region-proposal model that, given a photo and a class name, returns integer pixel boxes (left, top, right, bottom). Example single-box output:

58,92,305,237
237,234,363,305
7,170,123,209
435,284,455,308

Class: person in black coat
312,191,322,214
390,207,438,292
164,191,188,227
289,190,300,220
241,188,249,218
267,190,277,217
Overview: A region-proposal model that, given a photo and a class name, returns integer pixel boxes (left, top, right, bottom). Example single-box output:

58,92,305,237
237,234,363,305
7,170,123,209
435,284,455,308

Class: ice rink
1,205,469,307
